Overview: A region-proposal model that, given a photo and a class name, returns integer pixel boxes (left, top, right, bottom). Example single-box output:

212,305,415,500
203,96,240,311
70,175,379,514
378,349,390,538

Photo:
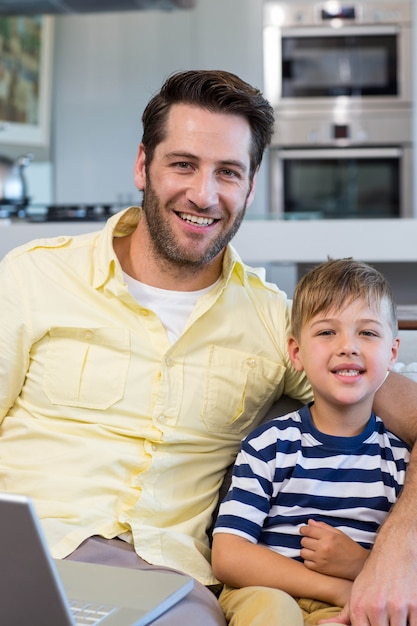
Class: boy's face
288,297,399,427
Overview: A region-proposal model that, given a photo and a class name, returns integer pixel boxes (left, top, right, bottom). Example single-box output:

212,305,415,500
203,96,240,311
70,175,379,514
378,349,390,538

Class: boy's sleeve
213,435,275,543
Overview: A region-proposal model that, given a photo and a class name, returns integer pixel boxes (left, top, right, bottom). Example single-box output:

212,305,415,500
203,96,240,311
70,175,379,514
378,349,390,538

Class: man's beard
142,174,248,270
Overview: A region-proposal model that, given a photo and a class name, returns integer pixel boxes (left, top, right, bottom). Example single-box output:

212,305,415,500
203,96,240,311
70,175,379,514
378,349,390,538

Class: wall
51,0,268,214
413,0,417,213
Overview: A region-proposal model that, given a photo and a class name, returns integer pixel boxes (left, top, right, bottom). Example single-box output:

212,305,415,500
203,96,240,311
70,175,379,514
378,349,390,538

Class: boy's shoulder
243,408,304,448
374,414,411,451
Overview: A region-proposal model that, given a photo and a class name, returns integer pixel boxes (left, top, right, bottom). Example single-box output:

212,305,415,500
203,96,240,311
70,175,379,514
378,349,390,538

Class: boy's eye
318,330,334,336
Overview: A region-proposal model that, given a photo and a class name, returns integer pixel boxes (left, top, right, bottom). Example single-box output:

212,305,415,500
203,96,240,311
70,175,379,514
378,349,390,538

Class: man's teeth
336,369,362,376
179,213,214,226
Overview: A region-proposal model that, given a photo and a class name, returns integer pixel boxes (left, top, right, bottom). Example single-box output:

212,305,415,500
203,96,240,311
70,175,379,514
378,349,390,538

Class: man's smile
177,211,216,226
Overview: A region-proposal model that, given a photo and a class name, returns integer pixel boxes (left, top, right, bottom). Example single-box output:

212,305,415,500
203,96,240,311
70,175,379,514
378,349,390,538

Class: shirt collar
93,206,141,289
92,205,255,290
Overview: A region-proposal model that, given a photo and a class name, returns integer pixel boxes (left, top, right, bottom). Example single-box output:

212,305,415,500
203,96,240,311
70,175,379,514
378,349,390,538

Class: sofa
392,329,417,381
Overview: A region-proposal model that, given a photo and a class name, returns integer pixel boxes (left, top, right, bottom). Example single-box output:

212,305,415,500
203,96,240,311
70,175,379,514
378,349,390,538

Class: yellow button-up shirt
0,207,311,585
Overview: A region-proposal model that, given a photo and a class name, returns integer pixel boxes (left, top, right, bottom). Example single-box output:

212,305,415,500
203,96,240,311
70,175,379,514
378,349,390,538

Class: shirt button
158,415,166,424
165,357,174,367
246,358,256,368
84,330,93,340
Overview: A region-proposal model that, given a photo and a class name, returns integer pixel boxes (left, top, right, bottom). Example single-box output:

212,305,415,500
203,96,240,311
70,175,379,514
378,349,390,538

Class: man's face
134,103,257,270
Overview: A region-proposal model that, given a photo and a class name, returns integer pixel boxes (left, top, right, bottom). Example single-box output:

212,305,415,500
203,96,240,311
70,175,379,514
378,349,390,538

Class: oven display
321,6,356,20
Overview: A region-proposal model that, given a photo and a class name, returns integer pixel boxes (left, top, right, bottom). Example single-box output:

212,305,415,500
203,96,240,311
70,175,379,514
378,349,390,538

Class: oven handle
281,25,399,37
277,147,403,159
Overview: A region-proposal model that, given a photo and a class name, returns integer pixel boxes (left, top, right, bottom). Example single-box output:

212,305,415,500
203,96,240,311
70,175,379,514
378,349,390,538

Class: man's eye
220,169,238,178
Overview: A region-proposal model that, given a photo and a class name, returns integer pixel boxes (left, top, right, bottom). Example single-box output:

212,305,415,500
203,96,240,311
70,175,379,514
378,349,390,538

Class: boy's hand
300,519,368,580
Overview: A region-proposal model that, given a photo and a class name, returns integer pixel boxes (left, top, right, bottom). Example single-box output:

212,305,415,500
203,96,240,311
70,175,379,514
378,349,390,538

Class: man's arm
0,256,31,420
373,370,417,445
343,371,417,625
324,455,417,626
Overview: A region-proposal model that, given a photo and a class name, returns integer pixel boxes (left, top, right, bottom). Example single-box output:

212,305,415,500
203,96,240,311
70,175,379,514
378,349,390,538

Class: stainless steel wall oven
270,145,412,219
263,0,413,219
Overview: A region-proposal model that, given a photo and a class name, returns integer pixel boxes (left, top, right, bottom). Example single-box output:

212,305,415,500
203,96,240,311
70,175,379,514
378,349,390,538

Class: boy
212,258,410,626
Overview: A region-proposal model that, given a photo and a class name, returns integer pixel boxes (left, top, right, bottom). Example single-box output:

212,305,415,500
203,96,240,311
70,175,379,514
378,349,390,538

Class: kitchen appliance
263,0,413,218
0,153,32,217
270,144,411,219
263,0,412,113
269,107,412,218
26,203,117,222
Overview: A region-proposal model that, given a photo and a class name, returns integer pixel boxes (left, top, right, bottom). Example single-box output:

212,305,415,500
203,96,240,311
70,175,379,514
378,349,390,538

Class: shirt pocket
43,327,130,410
201,345,285,435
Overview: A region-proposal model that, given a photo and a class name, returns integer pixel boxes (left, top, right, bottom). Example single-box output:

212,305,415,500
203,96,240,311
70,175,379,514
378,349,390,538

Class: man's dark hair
141,69,275,180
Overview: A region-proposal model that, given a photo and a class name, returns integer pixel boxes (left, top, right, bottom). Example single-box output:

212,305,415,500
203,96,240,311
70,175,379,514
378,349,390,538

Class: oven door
270,146,412,219
264,24,412,110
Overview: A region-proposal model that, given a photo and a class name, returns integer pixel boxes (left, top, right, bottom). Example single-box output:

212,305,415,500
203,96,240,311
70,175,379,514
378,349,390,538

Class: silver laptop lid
0,492,194,626
0,492,74,626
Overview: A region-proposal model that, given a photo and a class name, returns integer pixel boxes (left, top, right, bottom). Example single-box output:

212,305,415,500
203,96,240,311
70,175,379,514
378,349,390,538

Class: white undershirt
123,272,220,343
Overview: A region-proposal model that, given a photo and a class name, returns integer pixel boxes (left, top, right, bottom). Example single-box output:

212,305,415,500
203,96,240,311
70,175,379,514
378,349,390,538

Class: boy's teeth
337,369,361,376
179,213,214,226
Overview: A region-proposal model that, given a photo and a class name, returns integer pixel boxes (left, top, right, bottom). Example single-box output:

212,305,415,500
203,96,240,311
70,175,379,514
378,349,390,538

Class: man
0,70,416,625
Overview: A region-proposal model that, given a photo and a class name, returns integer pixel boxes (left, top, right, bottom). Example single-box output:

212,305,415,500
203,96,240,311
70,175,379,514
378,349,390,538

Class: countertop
2,217,417,264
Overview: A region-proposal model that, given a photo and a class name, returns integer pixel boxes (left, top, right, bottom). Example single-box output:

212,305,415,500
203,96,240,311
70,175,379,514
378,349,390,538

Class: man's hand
346,514,417,626
319,532,417,626
300,519,368,580
318,604,350,625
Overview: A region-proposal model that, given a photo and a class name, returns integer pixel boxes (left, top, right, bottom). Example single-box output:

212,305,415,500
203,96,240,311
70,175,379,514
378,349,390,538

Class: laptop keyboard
70,599,117,625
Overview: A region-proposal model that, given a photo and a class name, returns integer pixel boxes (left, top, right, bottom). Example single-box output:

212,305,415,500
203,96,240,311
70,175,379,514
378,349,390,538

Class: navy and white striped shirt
214,405,409,560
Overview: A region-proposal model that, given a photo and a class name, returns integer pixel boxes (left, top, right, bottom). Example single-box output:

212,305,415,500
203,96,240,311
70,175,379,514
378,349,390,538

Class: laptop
0,492,194,626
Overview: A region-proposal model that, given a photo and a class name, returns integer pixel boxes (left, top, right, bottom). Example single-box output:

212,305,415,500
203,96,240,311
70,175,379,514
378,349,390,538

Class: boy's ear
387,336,400,371
288,336,304,372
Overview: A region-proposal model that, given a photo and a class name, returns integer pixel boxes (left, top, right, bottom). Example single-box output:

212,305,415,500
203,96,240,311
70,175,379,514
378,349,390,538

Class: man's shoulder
4,209,127,264
5,229,100,261
227,246,289,302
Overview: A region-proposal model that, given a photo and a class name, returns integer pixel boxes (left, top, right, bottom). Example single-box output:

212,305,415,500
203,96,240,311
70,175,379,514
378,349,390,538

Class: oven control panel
264,1,411,27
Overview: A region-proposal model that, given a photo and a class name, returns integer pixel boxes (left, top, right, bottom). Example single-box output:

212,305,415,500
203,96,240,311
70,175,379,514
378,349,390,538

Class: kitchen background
1,0,417,306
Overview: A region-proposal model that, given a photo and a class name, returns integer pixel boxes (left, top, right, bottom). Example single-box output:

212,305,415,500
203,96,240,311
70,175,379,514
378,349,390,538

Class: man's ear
133,143,146,191
288,336,304,371
245,167,258,209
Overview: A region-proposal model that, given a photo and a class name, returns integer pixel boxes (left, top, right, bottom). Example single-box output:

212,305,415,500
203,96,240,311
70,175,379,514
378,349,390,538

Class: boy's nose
337,336,360,356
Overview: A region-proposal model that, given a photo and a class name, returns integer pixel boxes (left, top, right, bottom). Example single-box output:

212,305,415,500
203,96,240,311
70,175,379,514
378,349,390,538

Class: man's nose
185,171,219,209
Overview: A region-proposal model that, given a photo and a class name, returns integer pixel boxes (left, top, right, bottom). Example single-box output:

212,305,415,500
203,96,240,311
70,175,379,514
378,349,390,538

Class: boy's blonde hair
291,258,398,340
